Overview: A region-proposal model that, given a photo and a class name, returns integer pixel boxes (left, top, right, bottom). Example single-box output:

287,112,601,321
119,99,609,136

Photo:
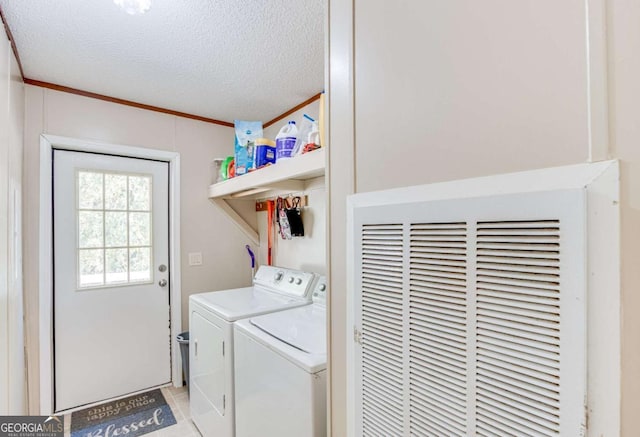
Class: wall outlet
188,252,203,266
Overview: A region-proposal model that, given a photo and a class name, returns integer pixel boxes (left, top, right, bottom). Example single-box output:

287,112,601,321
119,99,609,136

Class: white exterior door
53,149,171,412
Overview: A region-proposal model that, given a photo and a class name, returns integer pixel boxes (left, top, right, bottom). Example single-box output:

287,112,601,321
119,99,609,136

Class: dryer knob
295,278,302,285
275,272,284,281
288,277,294,283
319,284,326,292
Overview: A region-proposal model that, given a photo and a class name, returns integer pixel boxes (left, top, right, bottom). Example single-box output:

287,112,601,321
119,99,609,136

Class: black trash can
177,331,190,393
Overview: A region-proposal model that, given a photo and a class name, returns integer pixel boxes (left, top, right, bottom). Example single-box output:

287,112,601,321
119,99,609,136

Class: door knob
158,264,167,272
158,279,168,287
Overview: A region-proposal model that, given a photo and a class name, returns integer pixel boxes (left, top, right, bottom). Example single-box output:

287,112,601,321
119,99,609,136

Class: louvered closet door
351,190,587,437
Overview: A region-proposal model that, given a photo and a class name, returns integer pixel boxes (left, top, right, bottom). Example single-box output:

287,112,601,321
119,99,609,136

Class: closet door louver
351,191,586,437
360,224,405,436
409,223,468,436
475,220,562,437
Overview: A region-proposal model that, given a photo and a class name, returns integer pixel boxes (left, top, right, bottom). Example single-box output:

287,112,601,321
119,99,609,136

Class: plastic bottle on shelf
275,121,298,161
303,121,321,154
211,158,224,184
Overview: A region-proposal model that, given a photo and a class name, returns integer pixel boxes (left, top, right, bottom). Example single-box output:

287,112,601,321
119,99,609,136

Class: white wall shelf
208,148,325,199
208,148,326,244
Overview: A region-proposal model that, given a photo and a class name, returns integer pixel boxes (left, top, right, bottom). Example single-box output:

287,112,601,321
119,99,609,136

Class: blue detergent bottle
275,121,298,161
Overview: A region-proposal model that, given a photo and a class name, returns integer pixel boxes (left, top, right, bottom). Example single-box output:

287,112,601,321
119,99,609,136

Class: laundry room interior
2,1,640,437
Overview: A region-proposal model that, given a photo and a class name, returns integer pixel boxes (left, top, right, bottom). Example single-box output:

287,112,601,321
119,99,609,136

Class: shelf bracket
211,198,260,246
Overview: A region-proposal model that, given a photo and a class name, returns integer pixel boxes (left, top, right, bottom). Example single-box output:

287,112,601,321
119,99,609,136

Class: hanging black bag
286,196,305,237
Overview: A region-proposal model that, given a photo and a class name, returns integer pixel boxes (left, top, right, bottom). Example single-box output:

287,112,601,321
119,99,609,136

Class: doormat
70,389,176,437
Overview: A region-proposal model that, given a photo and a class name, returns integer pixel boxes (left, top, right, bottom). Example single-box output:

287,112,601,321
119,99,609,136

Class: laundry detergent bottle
275,121,298,161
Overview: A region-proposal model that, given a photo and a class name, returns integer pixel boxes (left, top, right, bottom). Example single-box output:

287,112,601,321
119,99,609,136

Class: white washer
234,276,327,437
189,266,316,437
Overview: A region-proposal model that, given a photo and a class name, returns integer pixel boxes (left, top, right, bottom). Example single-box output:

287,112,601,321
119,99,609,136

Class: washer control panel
253,265,316,298
311,276,327,306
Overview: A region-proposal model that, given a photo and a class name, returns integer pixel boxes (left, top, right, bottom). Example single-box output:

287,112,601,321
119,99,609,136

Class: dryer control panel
253,265,316,299
311,276,327,306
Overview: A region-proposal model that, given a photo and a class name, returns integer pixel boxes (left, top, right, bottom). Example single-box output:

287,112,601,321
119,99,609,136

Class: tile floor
62,385,200,437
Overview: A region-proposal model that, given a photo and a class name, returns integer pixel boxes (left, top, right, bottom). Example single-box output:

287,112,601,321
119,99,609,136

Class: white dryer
234,276,328,437
189,266,316,437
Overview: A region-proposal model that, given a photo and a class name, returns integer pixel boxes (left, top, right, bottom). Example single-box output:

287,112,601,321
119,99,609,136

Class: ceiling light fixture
113,0,151,15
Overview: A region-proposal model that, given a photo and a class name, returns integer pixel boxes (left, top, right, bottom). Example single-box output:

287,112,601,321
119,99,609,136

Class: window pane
129,247,151,282
105,174,127,210
129,176,151,211
105,248,128,284
78,171,103,209
79,249,104,287
76,170,155,289
78,211,103,248
105,212,127,247
129,212,151,246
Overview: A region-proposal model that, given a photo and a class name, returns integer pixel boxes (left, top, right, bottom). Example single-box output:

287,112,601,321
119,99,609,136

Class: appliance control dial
295,278,302,285
311,277,327,305
288,276,294,283
275,272,284,281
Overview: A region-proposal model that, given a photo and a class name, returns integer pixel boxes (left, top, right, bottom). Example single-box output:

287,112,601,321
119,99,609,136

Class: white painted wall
328,0,635,435
0,22,10,418
353,0,592,193
22,87,254,412
7,47,25,416
608,0,640,434
0,29,26,414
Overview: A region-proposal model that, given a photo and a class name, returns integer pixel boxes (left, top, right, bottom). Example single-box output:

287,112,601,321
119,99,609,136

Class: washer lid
190,286,309,322
250,305,326,355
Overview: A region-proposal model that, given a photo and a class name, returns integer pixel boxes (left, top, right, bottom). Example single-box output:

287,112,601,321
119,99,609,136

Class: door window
76,170,153,288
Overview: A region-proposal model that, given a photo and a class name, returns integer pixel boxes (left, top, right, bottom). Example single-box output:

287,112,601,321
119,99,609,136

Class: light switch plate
188,252,203,266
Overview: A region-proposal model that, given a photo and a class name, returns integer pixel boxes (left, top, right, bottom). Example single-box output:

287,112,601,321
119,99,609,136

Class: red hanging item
266,200,275,265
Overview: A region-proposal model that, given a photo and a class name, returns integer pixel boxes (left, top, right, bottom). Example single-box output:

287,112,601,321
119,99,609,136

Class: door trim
38,134,182,414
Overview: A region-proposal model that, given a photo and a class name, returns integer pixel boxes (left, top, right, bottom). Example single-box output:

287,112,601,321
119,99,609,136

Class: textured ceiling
0,0,325,123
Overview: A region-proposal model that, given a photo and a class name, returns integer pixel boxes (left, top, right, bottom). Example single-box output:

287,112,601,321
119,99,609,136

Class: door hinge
353,326,363,345
222,341,225,356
